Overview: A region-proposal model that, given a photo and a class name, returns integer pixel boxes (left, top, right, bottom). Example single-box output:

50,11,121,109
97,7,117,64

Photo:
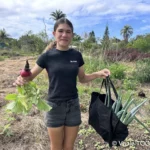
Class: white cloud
0,0,150,38
140,25,150,31
136,3,150,12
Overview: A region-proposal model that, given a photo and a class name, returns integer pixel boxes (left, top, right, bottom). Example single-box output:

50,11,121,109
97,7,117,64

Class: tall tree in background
50,10,66,21
101,25,110,50
88,31,96,43
18,31,45,53
73,33,82,42
0,28,10,42
121,25,133,43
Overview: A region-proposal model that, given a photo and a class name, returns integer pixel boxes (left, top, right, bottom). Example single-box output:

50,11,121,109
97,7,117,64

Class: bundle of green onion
104,91,150,133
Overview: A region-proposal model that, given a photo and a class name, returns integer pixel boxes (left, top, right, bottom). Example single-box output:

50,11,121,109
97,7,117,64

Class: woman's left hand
96,68,111,78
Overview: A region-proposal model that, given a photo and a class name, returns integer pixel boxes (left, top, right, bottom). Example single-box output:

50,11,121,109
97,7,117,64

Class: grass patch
0,56,5,61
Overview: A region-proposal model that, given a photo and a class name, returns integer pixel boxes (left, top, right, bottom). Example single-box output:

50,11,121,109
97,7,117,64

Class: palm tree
121,25,133,43
50,10,66,21
0,28,10,42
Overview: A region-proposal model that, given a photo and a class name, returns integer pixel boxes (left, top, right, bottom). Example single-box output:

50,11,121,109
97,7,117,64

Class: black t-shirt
36,48,84,102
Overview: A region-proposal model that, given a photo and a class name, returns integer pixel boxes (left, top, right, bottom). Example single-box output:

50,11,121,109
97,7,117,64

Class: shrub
109,63,127,80
122,78,139,90
132,37,150,53
118,41,127,49
134,58,150,83
0,50,21,57
83,55,106,73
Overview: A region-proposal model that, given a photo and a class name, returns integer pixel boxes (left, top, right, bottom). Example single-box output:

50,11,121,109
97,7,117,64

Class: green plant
5,82,51,114
134,58,150,83
78,126,95,137
121,99,148,125
78,139,85,149
83,56,106,73
0,124,13,137
132,36,150,53
118,41,127,49
94,142,103,150
109,63,127,80
123,78,139,90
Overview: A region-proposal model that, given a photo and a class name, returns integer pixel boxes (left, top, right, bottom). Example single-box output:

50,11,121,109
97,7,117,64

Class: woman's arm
78,66,110,83
14,64,44,86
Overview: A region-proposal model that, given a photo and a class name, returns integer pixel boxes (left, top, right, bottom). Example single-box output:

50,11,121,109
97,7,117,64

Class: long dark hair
43,18,73,52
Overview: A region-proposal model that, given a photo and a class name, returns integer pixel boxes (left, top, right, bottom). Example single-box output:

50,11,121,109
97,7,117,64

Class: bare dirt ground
0,57,150,150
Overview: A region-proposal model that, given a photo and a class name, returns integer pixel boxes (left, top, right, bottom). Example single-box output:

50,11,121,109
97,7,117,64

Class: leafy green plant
0,124,13,137
109,63,127,80
5,81,51,114
132,36,150,53
78,139,85,149
94,142,109,150
78,125,96,138
94,142,102,150
122,78,139,90
134,58,150,83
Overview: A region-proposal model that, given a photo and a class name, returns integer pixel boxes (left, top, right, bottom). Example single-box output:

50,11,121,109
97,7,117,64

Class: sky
0,0,150,40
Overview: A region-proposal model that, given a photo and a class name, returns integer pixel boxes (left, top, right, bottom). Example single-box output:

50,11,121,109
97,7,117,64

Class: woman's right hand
13,76,29,86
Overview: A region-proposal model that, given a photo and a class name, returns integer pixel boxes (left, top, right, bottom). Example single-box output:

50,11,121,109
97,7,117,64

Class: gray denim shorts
44,98,82,127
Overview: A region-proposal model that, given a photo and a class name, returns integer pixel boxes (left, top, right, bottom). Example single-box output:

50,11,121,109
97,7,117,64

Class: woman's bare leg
47,126,64,150
63,126,79,150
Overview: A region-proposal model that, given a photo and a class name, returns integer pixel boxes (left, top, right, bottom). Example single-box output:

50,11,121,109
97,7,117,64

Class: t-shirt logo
70,60,77,63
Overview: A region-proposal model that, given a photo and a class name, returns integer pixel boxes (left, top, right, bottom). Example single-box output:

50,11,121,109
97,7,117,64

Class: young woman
14,18,110,150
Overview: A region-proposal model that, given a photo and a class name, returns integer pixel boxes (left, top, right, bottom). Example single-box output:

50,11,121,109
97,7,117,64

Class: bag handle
107,77,112,106
107,76,118,99
100,76,118,100
101,77,118,147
